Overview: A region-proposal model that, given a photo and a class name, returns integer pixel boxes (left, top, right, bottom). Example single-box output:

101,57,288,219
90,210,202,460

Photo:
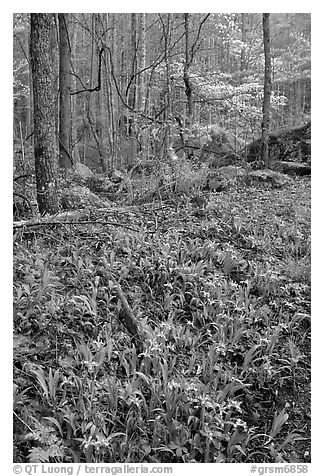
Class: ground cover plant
13,173,310,464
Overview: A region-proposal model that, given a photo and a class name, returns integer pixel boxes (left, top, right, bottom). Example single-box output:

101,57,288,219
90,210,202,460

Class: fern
28,444,65,462
25,418,65,462
28,447,51,463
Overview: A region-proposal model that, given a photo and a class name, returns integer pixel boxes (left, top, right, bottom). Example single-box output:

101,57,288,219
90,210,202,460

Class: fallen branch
99,262,145,355
14,174,32,182
13,211,86,229
113,280,144,355
13,192,33,213
13,212,140,233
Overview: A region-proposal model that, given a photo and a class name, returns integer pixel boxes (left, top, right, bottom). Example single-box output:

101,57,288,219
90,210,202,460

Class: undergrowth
13,176,310,463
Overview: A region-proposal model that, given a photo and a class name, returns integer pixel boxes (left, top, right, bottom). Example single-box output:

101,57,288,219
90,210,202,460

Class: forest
13,13,311,465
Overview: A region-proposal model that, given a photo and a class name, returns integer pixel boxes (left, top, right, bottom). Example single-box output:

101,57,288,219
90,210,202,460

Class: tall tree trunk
159,13,173,155
137,13,146,113
183,13,194,122
70,15,80,163
25,21,32,138
80,21,87,164
260,13,272,169
30,13,59,214
240,13,247,73
106,13,117,166
58,13,72,169
183,14,209,127
128,13,137,137
94,14,108,172
88,110,107,173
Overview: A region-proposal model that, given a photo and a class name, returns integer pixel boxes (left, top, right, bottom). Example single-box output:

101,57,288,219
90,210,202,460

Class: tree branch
99,261,144,354
189,14,211,65
71,47,104,95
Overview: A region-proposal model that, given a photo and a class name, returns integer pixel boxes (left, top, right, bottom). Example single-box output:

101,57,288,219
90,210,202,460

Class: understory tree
58,13,73,169
260,13,272,168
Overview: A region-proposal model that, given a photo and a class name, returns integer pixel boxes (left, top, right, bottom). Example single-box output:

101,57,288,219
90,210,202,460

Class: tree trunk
128,13,138,138
70,15,80,163
58,13,72,169
95,14,108,172
137,13,146,113
30,13,59,215
260,13,272,168
25,21,32,138
160,13,173,155
183,13,194,122
106,13,117,166
240,13,247,73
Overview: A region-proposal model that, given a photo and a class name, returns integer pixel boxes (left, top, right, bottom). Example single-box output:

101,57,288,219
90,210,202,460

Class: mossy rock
207,166,245,191
272,161,311,176
85,175,114,193
71,163,94,177
60,185,108,210
245,169,292,188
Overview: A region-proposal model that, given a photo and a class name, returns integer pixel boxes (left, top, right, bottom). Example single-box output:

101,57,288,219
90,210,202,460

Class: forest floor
13,176,311,464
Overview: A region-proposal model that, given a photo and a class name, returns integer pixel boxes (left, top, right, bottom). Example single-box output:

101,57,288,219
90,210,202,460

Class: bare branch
71,47,104,95
189,14,211,65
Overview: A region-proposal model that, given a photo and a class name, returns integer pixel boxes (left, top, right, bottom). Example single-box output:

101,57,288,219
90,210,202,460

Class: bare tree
30,13,59,214
260,13,272,168
137,13,146,113
70,14,81,163
58,13,73,169
159,13,173,154
183,14,210,126
183,13,194,119
240,13,247,73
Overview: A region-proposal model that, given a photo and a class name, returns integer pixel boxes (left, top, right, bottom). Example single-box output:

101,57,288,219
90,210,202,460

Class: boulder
207,165,245,192
71,163,94,178
245,169,292,188
244,122,311,164
85,175,114,194
206,166,293,192
272,161,311,176
60,185,108,210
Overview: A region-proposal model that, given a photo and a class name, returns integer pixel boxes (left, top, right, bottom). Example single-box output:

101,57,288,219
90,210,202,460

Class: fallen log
13,210,140,233
13,211,90,229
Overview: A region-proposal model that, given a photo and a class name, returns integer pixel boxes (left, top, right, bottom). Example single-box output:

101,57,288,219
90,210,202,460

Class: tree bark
30,13,59,215
183,13,194,120
106,13,117,166
58,13,73,169
94,14,108,172
25,21,32,138
159,13,173,155
260,13,272,168
126,13,138,138
70,15,80,163
240,13,247,73
137,13,146,113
